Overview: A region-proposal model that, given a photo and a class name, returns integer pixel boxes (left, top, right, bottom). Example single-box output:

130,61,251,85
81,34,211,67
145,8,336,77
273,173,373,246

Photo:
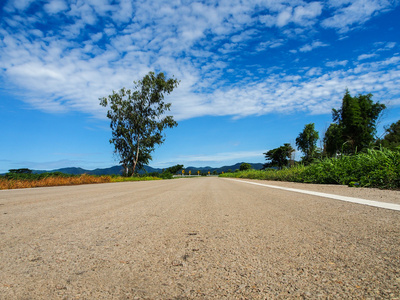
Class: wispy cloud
325,60,348,68
322,0,397,32
358,53,379,60
298,41,329,53
0,0,399,122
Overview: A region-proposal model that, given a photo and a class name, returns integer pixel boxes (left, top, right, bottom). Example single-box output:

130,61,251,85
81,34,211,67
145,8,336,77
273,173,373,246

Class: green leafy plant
220,148,400,189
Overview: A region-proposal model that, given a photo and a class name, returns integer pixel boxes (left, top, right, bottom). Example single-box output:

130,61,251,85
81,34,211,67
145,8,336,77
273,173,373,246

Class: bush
159,171,173,179
220,148,400,189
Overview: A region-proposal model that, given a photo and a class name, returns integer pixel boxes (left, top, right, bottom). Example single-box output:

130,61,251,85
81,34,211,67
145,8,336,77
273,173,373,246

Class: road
1,177,399,299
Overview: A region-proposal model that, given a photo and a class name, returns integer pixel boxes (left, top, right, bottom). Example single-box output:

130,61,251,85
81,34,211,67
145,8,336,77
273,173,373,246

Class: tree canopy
165,164,184,174
239,163,252,171
8,168,32,174
324,90,385,155
263,143,294,170
99,72,179,175
380,120,400,149
295,123,319,164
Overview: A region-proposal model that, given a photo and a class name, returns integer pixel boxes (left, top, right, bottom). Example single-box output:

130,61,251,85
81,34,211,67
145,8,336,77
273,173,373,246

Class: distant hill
2,162,263,176
32,165,162,175
184,162,264,174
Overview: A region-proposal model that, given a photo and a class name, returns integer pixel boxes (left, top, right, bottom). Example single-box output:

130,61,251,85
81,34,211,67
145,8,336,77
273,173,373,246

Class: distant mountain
32,165,162,175
184,162,264,174
2,162,263,176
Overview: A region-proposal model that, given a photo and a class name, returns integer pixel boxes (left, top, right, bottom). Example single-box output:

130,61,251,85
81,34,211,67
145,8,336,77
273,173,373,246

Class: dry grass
0,174,112,190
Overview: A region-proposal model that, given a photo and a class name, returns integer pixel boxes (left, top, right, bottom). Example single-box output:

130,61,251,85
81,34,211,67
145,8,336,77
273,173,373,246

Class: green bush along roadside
220,148,400,189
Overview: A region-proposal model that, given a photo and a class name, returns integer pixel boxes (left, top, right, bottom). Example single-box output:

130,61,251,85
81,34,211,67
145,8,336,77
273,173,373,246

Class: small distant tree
239,163,252,171
296,123,319,164
9,168,32,174
212,170,217,175
264,143,295,169
165,164,184,174
99,72,179,176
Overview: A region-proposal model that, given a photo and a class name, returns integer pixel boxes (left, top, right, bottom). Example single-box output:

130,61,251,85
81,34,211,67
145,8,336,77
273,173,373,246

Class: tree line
264,90,399,169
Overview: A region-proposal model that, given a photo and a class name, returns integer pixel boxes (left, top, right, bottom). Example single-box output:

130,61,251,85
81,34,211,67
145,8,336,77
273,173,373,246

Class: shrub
220,148,400,189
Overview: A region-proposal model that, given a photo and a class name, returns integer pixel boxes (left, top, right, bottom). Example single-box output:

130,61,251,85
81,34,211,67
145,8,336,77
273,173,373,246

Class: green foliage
4,171,78,181
99,71,179,176
326,90,386,155
264,143,294,169
110,176,161,182
239,163,252,171
379,120,400,149
165,164,184,174
9,168,32,174
323,123,342,157
159,171,173,179
295,123,320,164
221,148,400,189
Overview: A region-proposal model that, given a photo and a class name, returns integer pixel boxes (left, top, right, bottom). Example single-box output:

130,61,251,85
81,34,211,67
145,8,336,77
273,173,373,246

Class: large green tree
263,143,294,170
325,90,385,155
99,72,179,176
295,123,319,164
380,120,400,149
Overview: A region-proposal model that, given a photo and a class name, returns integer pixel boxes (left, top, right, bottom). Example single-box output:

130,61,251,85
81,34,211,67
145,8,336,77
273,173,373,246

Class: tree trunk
125,165,129,176
131,141,140,176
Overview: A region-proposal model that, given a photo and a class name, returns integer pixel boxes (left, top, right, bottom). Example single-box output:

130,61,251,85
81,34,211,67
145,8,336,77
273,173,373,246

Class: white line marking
224,178,400,211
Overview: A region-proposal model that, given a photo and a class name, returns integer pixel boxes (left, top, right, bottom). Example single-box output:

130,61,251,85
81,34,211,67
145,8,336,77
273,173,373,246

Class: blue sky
1,0,400,173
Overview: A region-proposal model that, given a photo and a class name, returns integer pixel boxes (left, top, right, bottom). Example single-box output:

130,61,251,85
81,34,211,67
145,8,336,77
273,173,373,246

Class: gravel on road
1,177,399,299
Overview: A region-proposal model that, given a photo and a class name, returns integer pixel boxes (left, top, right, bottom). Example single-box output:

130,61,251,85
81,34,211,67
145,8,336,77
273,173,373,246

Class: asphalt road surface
1,177,399,299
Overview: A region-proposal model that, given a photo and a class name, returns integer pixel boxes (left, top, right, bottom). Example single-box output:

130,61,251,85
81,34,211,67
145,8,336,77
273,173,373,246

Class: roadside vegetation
220,148,400,189
221,90,400,190
0,169,167,190
0,172,112,190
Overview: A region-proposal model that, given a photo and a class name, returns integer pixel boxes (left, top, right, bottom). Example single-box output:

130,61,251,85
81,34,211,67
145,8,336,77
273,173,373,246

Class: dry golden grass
0,174,111,190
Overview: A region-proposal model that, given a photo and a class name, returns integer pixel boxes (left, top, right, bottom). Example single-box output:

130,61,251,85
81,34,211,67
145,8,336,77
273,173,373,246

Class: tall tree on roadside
99,72,179,176
323,123,343,157
379,120,400,149
325,90,385,155
295,123,319,164
263,143,295,170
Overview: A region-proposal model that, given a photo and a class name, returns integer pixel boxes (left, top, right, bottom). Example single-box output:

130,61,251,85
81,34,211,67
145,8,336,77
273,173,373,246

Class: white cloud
322,0,397,32
4,0,35,12
44,0,68,14
293,2,323,26
256,39,284,51
358,53,378,60
277,7,293,27
0,0,399,123
375,41,397,52
325,60,348,67
305,67,323,76
260,2,322,28
299,41,329,52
